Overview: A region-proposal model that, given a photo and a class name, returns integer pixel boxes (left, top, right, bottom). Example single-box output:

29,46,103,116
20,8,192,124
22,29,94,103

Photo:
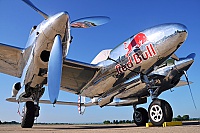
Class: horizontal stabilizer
6,97,96,107
175,80,193,88
7,97,79,106
6,97,147,107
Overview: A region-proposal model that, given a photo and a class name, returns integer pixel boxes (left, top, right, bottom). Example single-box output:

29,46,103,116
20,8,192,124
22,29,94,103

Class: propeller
71,16,110,28
183,70,197,109
22,0,49,19
22,1,110,28
48,35,63,104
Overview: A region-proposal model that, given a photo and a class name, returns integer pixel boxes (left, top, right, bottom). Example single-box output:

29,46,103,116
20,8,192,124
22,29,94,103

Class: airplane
2,0,195,128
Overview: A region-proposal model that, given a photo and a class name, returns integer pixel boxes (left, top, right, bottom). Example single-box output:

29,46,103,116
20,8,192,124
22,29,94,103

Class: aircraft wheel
164,100,173,122
21,101,35,128
133,107,149,126
148,99,173,126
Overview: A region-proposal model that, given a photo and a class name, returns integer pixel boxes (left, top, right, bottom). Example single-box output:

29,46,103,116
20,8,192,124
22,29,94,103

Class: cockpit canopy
158,58,175,68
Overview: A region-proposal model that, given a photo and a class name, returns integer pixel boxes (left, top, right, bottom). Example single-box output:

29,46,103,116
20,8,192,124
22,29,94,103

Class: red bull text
115,33,157,75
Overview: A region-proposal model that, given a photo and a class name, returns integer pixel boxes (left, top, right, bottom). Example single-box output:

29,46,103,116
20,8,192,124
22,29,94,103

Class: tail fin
91,49,112,64
187,53,196,59
78,96,86,115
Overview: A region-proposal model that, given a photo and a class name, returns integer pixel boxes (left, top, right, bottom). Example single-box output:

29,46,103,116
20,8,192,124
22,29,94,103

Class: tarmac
0,121,199,133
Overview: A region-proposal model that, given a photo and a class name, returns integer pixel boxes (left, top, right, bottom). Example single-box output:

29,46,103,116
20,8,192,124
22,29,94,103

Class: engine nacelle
12,82,21,97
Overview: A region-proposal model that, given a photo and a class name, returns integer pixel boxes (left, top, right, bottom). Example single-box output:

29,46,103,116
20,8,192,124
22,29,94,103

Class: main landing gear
133,99,173,126
148,99,173,126
21,101,39,128
133,74,173,126
20,86,44,128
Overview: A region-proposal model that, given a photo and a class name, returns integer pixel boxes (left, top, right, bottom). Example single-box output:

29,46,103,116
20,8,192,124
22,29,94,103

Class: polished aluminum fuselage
80,23,187,97
22,15,187,101
22,12,70,88
115,55,194,100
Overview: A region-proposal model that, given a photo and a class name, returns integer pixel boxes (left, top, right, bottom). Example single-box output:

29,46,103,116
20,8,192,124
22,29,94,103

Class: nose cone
173,23,187,33
154,23,188,59
50,11,69,32
173,23,188,44
41,12,70,40
163,23,188,46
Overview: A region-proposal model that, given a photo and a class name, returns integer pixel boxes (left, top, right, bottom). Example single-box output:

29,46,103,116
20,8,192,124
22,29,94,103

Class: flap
61,58,100,94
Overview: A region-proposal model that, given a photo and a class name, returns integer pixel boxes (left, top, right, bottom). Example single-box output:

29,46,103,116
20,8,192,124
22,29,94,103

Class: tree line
103,115,200,124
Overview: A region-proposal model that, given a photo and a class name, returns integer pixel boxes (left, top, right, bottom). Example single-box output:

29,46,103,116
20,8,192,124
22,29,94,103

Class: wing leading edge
61,58,100,94
0,43,25,78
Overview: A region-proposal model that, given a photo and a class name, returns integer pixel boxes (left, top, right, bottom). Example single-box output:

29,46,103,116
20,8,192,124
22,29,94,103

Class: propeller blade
183,70,197,109
48,35,63,104
71,16,110,28
22,0,49,19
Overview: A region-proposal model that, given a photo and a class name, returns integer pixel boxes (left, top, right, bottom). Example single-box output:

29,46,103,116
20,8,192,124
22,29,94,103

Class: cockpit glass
167,59,175,66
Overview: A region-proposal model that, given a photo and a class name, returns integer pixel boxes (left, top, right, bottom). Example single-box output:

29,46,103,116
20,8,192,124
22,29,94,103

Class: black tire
163,100,173,122
133,107,149,126
21,101,35,128
148,99,173,126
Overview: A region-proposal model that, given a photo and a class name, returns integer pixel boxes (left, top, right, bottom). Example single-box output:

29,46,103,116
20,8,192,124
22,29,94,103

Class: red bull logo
115,33,157,75
115,43,157,75
124,33,147,57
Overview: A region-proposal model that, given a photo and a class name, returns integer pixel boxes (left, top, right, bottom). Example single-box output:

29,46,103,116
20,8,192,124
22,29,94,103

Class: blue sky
0,0,199,123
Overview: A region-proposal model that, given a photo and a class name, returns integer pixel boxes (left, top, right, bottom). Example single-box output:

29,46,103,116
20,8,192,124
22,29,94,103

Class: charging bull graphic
124,33,147,57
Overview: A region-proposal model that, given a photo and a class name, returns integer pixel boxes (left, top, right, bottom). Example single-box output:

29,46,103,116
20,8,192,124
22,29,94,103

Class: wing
61,58,100,94
0,43,24,77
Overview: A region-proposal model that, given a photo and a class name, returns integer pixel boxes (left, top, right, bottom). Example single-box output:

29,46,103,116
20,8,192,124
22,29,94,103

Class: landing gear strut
21,87,43,128
138,74,173,126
